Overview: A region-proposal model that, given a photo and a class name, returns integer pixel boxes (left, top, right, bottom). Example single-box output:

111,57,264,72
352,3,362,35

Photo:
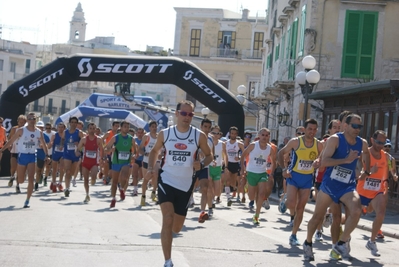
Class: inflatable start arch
0,54,244,135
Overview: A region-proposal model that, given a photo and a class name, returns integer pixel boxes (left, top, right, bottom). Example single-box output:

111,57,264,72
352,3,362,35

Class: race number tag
363,178,381,191
85,150,97,159
55,145,64,152
331,166,352,183
227,150,236,157
167,150,192,167
118,152,130,160
266,162,272,170
67,143,76,150
298,160,313,171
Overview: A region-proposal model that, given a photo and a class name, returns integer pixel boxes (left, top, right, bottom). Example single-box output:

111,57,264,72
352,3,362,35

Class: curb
268,195,399,240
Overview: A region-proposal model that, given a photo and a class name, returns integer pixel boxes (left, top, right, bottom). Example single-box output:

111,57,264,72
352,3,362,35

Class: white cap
36,121,45,127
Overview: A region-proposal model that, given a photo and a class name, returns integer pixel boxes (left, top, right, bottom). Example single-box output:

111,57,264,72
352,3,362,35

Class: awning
309,79,399,100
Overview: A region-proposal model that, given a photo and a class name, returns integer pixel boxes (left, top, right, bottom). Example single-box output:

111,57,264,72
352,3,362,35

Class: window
298,5,307,57
218,31,236,49
341,11,378,79
253,32,264,52
0,59,3,71
47,98,53,114
217,80,229,90
61,100,66,114
25,59,31,74
33,100,39,111
75,101,80,107
190,29,201,56
10,62,16,73
288,18,298,80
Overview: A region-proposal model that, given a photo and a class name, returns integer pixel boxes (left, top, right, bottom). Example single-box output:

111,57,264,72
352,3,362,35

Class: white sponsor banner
96,96,139,110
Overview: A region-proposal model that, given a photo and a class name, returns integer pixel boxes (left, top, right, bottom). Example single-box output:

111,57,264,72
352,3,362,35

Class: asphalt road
1,176,398,267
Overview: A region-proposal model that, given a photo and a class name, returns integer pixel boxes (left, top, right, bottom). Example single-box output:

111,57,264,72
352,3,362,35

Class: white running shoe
366,240,380,257
262,199,270,210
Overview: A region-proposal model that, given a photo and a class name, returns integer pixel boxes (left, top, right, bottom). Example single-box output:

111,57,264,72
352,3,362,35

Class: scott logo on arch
183,70,226,104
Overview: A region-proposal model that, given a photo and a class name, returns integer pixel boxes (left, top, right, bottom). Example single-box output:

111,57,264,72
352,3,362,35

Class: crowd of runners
0,102,397,267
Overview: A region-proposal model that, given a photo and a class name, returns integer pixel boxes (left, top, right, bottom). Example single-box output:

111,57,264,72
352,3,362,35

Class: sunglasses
27,117,36,120
0,121,3,124
45,127,51,130
350,123,363,130
384,145,391,148
296,132,304,135
211,132,222,135
373,138,385,146
244,135,252,138
178,110,194,117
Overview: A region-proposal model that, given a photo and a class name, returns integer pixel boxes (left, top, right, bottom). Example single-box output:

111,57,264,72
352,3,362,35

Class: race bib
85,150,97,159
55,145,64,152
118,151,130,160
363,178,382,191
298,160,313,171
67,143,76,150
266,162,272,170
227,150,236,157
331,166,352,183
167,150,192,167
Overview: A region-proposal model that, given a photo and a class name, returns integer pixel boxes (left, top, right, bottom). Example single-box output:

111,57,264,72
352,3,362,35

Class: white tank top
214,140,224,166
226,140,240,163
10,127,21,153
143,134,157,163
161,125,200,192
44,131,55,155
198,136,213,167
17,126,41,154
246,141,271,173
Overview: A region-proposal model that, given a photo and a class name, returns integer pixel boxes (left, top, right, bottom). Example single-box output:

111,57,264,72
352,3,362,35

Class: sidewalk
268,193,399,240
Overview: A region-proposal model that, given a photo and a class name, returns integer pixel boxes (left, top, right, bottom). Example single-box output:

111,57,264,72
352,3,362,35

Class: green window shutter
286,27,291,62
288,18,298,80
275,44,280,61
298,5,307,57
281,34,286,59
342,11,378,79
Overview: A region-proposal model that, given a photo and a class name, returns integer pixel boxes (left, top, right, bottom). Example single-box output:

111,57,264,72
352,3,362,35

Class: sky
0,0,268,51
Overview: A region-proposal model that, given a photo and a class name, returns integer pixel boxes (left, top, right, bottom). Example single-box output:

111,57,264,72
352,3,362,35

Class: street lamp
277,108,291,126
201,107,210,118
296,55,321,122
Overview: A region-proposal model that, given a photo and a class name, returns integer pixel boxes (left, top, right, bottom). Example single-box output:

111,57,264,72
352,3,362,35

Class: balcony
209,47,239,59
241,49,263,60
283,6,295,16
289,0,300,7
278,15,288,25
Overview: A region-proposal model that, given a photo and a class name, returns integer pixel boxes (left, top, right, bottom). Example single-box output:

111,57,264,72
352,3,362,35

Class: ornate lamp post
295,55,321,122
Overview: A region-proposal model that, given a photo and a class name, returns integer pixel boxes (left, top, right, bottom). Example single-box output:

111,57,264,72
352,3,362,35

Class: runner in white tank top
7,115,26,191
241,128,276,225
145,101,213,267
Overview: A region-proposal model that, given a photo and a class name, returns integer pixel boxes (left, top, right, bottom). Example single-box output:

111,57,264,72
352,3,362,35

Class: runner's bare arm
147,131,164,171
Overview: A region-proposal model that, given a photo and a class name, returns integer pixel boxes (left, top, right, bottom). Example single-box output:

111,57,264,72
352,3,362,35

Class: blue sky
0,0,267,51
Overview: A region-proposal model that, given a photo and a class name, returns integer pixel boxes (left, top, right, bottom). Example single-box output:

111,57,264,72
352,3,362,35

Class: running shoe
120,189,125,201
50,182,57,193
43,177,47,186
333,242,352,261
248,200,254,209
57,184,64,192
329,249,341,261
279,195,287,214
227,198,233,207
252,215,260,225
110,198,116,208
8,176,15,187
303,242,314,261
377,230,384,239
141,196,146,206
132,190,138,197
198,211,209,223
16,185,21,194
315,231,323,241
366,240,381,256
23,200,30,208
289,235,300,246
105,176,111,185
323,213,332,228
164,260,174,267
289,220,294,227
362,206,367,216
216,196,220,203
151,191,157,202
34,183,39,191
64,189,70,197
84,195,90,204
262,199,270,210
72,179,77,187
208,209,213,218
